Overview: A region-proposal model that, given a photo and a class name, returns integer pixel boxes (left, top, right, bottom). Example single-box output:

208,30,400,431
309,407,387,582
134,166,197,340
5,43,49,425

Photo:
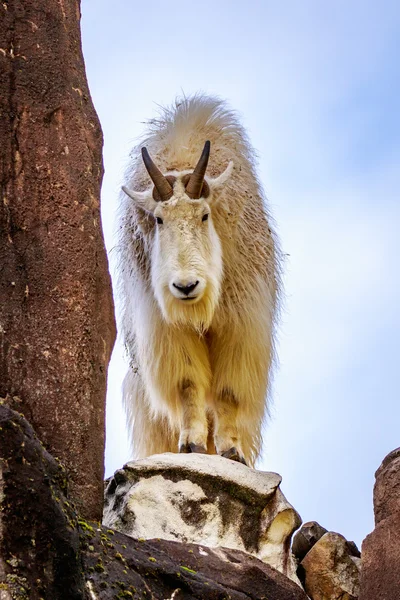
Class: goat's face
150,180,222,328
122,142,233,329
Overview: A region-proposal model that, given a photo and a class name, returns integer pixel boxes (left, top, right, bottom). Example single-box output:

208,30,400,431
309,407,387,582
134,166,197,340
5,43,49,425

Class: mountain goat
118,95,281,467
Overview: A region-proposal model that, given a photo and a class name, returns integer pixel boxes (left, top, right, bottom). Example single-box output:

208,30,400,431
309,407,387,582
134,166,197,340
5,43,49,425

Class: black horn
142,147,173,201
185,141,211,199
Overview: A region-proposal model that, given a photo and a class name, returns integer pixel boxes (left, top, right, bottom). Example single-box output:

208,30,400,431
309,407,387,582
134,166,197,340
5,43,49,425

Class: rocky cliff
5,404,394,600
359,448,400,600
0,0,116,522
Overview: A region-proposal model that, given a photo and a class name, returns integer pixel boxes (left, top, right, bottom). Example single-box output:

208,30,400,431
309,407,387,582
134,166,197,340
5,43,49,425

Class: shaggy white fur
117,94,282,466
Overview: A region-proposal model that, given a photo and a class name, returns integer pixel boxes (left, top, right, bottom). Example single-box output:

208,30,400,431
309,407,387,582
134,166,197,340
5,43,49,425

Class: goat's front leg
178,379,208,454
214,388,247,465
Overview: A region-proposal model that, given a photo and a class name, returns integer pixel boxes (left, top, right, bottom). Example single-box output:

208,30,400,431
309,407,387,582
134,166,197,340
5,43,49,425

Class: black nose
173,281,199,296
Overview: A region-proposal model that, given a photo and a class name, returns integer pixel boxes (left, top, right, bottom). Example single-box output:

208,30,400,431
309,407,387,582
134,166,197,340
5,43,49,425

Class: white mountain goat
117,95,281,466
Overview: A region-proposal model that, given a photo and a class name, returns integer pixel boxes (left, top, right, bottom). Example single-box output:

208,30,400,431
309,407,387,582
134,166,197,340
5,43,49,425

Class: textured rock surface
103,453,302,582
0,405,308,600
301,531,361,600
0,404,86,599
373,447,400,525
292,520,328,562
360,447,400,600
0,0,115,519
81,527,309,600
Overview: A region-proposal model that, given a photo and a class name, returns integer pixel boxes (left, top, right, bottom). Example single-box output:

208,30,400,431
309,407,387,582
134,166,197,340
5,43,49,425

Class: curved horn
142,147,173,201
185,141,211,199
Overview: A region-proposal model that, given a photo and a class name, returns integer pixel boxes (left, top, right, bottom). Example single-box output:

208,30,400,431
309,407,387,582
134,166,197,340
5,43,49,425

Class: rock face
301,532,361,600
0,405,308,600
81,529,309,600
103,453,302,583
0,0,116,519
0,404,86,599
360,447,400,600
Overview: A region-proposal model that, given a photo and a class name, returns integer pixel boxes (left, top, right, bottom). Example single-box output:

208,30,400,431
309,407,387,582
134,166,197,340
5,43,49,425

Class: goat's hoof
221,447,247,466
179,443,191,453
179,443,207,454
189,442,207,454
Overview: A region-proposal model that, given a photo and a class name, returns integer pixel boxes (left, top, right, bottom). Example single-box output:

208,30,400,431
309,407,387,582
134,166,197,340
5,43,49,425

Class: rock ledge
104,452,301,583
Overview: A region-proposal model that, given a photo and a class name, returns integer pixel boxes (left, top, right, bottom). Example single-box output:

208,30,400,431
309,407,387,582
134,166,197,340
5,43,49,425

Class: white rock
103,453,301,583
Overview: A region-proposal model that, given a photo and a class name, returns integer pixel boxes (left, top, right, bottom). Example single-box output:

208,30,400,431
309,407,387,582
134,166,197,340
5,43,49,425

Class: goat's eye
202,213,209,222
156,216,163,225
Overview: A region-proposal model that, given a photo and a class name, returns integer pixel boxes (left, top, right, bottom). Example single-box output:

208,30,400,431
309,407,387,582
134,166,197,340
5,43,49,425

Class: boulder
292,520,328,562
103,452,302,583
346,540,361,559
360,447,400,600
301,531,361,600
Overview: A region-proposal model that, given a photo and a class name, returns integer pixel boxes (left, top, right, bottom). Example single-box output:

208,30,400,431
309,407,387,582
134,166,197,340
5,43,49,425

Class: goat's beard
155,283,220,333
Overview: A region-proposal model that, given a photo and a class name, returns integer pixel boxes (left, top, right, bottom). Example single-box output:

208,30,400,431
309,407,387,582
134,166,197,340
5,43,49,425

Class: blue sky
81,1,400,546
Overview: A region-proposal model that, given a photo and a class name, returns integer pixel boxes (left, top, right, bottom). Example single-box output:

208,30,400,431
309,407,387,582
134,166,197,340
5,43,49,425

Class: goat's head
122,141,233,329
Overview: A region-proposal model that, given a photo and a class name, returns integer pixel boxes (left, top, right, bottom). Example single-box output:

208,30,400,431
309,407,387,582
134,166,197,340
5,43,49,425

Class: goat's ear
121,186,158,214
207,161,234,202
